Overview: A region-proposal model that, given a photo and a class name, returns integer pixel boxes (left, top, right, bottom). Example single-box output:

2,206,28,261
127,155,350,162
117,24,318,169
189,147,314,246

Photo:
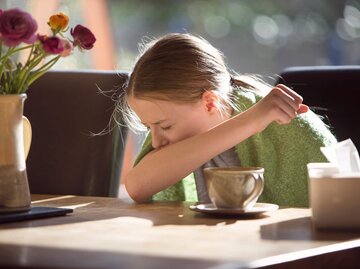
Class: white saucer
189,203,279,216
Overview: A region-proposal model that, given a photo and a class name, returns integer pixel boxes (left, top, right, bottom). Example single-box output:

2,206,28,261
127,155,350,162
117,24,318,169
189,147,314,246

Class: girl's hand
250,84,309,132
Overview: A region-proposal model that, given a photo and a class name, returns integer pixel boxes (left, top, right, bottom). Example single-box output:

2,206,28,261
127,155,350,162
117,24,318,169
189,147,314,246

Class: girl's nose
151,130,169,149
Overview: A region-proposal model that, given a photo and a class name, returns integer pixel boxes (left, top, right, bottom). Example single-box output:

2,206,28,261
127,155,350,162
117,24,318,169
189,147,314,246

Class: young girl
118,33,336,207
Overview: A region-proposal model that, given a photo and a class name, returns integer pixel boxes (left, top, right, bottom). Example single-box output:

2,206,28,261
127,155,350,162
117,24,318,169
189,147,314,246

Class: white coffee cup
203,166,264,209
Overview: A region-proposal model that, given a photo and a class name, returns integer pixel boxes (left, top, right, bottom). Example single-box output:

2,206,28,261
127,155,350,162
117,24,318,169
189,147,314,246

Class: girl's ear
201,90,218,114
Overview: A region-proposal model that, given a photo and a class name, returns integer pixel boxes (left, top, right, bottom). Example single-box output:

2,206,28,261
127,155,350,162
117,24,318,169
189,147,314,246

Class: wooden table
0,194,359,269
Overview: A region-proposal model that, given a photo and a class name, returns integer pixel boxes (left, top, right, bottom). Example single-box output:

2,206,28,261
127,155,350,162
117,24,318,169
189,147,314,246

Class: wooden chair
276,65,360,149
24,70,128,197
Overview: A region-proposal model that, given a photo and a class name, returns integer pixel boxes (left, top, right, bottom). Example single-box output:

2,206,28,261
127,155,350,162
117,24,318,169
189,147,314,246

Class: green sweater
134,91,337,207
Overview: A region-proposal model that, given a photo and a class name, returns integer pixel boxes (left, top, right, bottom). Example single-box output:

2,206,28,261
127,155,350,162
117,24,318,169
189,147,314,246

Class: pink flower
38,35,64,54
0,8,37,46
59,38,73,57
71,24,96,50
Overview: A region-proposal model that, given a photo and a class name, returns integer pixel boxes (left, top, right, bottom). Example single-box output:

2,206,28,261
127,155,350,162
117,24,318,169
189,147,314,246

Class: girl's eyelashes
161,125,172,131
142,124,171,131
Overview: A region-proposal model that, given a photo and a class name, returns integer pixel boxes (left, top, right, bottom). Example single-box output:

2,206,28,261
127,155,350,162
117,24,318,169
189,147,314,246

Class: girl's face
128,95,223,149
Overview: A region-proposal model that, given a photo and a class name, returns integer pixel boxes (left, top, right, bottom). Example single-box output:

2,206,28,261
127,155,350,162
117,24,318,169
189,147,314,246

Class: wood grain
0,194,359,269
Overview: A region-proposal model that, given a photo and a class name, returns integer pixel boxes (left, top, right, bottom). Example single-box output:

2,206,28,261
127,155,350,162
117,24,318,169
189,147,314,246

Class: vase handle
22,116,32,159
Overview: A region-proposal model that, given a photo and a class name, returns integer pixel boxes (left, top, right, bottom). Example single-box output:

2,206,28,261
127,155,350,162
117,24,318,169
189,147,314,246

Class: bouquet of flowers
0,8,96,94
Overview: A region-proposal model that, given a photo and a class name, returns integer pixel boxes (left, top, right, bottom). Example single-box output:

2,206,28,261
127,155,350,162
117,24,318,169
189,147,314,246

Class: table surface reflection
0,194,359,269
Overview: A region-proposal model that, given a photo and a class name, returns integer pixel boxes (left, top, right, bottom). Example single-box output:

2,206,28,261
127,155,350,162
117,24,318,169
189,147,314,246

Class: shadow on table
0,196,273,228
260,216,360,241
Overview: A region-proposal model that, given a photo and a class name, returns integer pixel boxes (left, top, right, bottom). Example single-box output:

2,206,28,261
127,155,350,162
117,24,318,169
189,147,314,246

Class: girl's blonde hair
117,33,270,132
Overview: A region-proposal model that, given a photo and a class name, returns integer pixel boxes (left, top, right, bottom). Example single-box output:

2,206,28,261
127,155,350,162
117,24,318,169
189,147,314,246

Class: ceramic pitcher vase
0,94,32,213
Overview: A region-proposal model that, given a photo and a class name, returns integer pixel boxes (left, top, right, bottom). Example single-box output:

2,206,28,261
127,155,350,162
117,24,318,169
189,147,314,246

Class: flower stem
16,48,46,93
26,55,60,91
0,47,15,86
0,42,3,92
0,45,33,62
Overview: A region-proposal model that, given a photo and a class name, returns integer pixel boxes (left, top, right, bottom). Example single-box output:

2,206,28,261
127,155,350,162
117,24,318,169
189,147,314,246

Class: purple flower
0,8,37,47
38,35,64,54
71,24,96,50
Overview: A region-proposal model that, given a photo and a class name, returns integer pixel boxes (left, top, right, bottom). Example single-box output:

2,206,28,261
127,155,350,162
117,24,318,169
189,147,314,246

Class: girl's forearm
125,108,260,202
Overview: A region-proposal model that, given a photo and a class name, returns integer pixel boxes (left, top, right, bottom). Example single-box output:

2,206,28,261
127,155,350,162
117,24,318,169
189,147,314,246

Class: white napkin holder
307,139,360,229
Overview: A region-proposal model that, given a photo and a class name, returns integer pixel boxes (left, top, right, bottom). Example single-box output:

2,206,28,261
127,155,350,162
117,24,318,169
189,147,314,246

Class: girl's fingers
275,84,303,104
269,85,309,124
274,96,297,120
271,87,299,112
260,84,308,126
272,84,309,115
275,104,308,125
270,86,299,112
298,104,309,114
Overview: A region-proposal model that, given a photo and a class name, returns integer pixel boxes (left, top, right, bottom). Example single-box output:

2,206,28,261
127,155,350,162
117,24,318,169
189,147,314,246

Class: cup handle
22,116,32,159
245,174,264,203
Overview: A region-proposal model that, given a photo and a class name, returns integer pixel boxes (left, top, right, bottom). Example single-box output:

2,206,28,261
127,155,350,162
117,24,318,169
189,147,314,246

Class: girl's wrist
231,107,264,136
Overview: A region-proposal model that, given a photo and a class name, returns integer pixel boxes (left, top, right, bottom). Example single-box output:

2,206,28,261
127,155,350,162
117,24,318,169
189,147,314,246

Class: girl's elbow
129,192,150,203
124,180,151,203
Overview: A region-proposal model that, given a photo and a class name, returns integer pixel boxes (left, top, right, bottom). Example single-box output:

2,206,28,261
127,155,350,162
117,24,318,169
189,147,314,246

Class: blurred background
1,0,359,75
1,0,359,194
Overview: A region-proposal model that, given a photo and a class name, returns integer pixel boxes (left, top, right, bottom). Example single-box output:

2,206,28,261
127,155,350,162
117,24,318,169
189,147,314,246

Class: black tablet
0,207,73,224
